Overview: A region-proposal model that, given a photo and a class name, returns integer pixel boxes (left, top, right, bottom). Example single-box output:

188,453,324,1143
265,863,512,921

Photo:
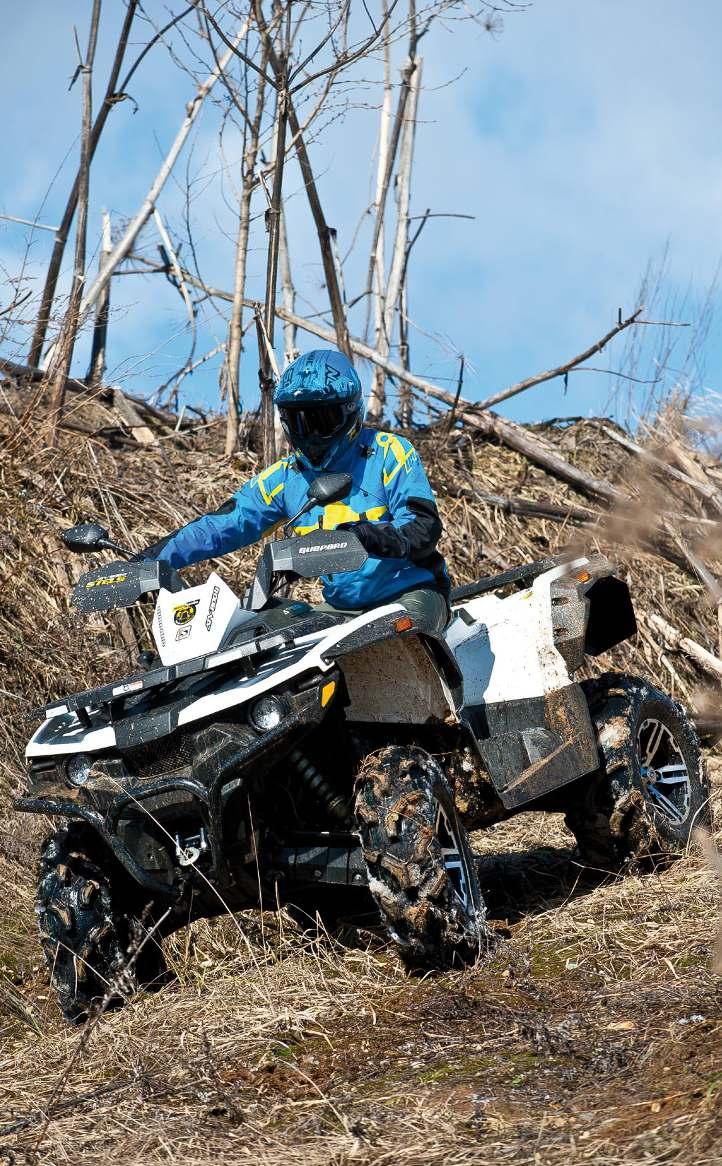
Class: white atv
18,473,710,1020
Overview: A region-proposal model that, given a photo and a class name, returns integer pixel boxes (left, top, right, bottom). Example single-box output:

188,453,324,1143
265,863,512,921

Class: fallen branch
592,421,722,513
474,308,645,411
670,536,722,605
444,483,596,525
648,613,722,681
112,389,156,445
0,358,180,430
444,481,704,576
125,254,627,506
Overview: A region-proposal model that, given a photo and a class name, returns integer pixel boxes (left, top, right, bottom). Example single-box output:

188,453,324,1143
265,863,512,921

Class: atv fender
469,682,599,809
447,556,612,809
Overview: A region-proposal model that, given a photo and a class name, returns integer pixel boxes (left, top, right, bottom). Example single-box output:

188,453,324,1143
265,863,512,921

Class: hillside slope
0,408,720,1164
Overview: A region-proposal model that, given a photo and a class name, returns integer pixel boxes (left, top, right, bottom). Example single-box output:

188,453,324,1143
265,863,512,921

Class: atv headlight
249,695,284,733
66,754,93,787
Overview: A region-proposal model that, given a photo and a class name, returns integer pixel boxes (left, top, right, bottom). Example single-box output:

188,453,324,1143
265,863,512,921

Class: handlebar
246,529,368,611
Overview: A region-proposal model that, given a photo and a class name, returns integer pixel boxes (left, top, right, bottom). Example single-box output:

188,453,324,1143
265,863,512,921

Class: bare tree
222,30,270,456
28,3,198,367
45,0,103,444
278,204,298,366
370,2,394,417
76,27,247,326
200,0,400,455
85,208,112,388
375,54,422,424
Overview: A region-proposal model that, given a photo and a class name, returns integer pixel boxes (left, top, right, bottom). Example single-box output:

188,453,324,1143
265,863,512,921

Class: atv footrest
272,836,368,887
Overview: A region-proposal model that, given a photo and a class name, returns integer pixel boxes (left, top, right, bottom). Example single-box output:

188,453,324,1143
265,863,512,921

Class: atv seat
254,598,344,636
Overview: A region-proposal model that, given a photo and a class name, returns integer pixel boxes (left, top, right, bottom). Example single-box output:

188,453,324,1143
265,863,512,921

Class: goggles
278,402,349,440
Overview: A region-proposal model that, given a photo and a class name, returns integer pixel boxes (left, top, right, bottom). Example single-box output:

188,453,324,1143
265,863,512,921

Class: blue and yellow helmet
274,349,363,468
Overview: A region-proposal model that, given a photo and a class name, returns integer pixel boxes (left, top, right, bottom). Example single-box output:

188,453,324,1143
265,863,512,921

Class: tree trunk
368,4,393,421
29,1,138,367
285,94,352,359
278,204,298,367
259,81,289,465
85,209,112,388
363,46,419,389
398,279,412,426
385,56,421,427
46,0,102,444
224,51,268,457
365,36,419,421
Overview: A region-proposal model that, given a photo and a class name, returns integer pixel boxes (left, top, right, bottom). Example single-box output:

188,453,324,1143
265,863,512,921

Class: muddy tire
37,822,168,1022
565,674,710,868
354,745,491,969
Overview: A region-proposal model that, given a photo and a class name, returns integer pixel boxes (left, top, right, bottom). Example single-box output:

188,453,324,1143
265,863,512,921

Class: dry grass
0,392,720,1164
1,785,720,1164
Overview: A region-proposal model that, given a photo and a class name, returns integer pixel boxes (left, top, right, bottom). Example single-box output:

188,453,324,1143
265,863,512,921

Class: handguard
71,559,184,614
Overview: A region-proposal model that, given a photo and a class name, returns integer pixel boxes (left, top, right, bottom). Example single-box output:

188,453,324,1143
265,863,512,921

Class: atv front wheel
354,746,491,969
565,674,710,868
37,822,169,1022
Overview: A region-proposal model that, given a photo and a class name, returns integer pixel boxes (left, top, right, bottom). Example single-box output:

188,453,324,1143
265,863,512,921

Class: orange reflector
576,569,591,583
394,615,414,633
320,681,336,708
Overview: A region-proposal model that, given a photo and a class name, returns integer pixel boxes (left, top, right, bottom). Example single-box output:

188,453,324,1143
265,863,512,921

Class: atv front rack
37,607,349,729
39,620,284,724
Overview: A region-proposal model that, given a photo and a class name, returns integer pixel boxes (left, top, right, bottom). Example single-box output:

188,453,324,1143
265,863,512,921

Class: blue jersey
144,428,449,610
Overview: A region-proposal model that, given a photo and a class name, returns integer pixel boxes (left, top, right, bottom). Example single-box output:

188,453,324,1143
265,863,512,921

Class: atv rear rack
450,554,574,604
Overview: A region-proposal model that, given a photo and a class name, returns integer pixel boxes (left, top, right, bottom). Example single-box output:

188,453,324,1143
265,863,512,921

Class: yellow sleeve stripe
260,480,284,505
364,505,388,522
256,458,288,506
376,432,415,487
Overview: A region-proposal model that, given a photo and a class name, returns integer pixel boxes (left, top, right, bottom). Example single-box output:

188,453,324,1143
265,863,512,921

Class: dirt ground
1,762,719,1166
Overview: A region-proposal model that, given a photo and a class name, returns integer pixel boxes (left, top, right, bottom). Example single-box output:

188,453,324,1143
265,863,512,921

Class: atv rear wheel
354,746,491,969
37,822,169,1022
565,674,710,868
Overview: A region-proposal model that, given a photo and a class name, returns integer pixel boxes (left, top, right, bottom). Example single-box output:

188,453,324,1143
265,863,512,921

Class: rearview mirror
62,522,111,554
307,473,352,507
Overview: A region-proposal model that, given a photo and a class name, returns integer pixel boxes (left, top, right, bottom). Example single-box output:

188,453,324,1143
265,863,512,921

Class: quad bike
17,473,711,1020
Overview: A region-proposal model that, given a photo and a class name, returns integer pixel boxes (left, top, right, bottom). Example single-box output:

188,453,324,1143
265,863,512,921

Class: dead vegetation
0,382,720,1164
1,803,720,1164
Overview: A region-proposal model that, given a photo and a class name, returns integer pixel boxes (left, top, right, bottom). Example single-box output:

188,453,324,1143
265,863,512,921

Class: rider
142,348,451,633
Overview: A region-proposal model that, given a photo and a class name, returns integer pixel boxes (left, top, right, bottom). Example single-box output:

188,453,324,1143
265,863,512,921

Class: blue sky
1,0,721,429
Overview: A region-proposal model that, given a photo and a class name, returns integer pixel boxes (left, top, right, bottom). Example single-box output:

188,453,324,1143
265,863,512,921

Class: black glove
337,521,409,559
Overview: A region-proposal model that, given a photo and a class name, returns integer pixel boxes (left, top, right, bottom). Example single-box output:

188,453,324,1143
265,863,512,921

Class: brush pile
1,370,720,767
0,372,720,1165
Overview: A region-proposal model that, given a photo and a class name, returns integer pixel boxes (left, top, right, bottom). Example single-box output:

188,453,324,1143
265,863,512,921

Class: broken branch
475,308,645,411
648,613,722,681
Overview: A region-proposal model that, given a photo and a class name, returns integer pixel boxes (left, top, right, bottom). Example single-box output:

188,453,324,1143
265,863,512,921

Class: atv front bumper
18,674,341,899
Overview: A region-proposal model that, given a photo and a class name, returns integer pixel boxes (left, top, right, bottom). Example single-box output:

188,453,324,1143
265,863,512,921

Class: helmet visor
279,403,347,440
